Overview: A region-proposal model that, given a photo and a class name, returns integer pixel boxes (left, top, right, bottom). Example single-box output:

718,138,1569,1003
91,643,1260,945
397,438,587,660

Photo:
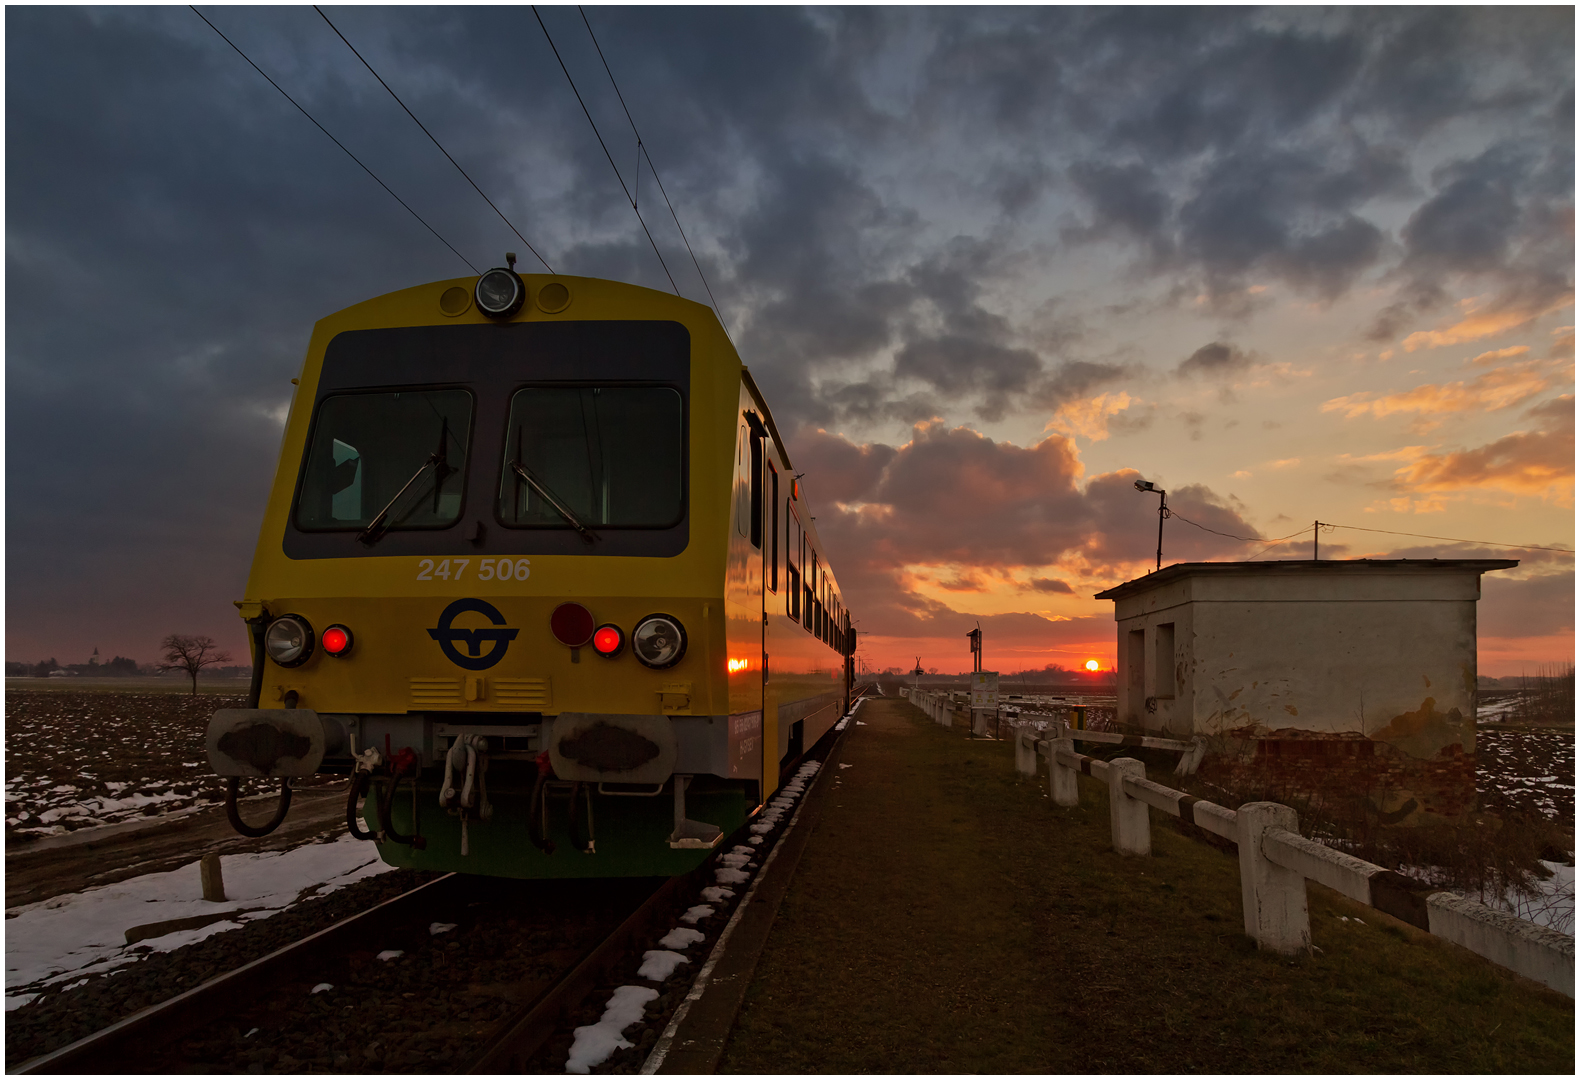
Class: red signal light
322,624,353,658
592,624,624,657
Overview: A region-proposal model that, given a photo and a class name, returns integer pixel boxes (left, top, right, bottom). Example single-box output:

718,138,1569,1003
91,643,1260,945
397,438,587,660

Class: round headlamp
475,267,525,318
264,615,315,668
632,614,686,669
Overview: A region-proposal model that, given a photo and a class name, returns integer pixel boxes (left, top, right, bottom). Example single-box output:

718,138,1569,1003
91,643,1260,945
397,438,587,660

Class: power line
531,5,680,295
577,6,736,346
1165,508,1306,546
190,6,478,274
1319,522,1573,555
313,6,553,273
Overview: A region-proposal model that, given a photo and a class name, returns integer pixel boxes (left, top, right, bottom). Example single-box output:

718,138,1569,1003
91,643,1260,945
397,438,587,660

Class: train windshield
296,390,472,531
498,386,683,528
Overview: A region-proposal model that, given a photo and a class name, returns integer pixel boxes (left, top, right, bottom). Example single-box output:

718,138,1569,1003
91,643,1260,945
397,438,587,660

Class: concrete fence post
200,852,226,902
1236,801,1310,955
1107,758,1150,856
1013,725,1037,777
1049,738,1079,807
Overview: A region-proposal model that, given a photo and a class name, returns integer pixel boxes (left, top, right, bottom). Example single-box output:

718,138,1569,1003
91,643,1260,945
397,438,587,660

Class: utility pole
1313,520,1319,560
1133,479,1167,571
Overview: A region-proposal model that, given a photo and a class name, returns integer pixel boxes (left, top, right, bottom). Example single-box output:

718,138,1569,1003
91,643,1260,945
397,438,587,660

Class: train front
204,273,750,878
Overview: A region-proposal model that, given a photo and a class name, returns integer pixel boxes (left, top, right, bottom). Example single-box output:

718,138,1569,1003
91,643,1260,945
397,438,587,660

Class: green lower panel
365,781,748,878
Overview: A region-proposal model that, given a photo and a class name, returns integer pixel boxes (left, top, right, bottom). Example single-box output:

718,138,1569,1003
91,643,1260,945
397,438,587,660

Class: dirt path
6,787,350,909
717,697,1572,1073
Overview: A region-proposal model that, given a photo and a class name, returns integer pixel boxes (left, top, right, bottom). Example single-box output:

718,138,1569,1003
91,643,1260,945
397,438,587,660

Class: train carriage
206,266,855,878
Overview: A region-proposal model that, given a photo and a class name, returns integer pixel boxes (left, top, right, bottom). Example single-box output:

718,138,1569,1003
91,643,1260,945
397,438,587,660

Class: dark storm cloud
1176,342,1255,379
5,6,1571,662
791,422,1266,641
1042,8,1569,314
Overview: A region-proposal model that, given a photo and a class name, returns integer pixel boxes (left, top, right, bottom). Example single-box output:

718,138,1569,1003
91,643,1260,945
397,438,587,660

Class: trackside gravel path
717,697,1572,1074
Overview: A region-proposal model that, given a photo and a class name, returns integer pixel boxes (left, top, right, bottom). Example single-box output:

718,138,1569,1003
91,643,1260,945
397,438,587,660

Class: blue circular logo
426,598,520,671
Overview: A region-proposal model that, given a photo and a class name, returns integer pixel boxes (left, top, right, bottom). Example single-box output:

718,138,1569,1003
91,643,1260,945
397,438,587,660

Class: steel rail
15,872,459,1074
468,686,872,1072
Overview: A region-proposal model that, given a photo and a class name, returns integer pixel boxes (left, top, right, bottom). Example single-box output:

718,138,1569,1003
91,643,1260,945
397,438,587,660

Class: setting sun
1085,660,1101,672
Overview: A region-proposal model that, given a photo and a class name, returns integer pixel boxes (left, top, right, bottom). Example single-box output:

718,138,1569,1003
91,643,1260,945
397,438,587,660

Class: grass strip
719,698,1573,1074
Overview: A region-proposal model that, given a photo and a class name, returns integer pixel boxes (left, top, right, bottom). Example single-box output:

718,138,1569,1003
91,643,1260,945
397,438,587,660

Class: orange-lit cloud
1044,391,1134,442
1390,396,1574,502
1321,361,1560,420
1401,291,1575,352
794,422,1265,669
1469,346,1531,365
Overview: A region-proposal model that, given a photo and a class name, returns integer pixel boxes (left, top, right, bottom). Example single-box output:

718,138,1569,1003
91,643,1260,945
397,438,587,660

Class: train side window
734,424,749,537
803,544,814,632
749,431,763,550
297,389,471,531
767,462,778,590
787,507,801,617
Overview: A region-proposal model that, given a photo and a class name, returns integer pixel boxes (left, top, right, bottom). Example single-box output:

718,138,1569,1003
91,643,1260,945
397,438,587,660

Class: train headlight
592,624,624,658
550,602,596,648
475,267,525,318
264,615,315,668
321,624,353,658
632,614,686,669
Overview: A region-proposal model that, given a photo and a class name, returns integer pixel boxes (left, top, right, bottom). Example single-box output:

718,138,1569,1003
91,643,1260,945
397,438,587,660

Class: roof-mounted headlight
475,254,525,319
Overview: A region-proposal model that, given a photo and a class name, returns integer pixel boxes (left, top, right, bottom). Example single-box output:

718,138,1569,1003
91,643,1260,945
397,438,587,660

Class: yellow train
205,263,855,877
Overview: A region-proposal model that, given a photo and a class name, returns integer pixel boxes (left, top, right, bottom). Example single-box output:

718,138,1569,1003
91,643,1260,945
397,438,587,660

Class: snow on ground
4,691,311,842
1475,727,1575,820
565,985,658,1073
1506,861,1576,935
4,833,394,1008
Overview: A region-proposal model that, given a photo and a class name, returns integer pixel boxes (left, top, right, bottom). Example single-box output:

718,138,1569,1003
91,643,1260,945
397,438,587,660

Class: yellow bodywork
240,273,848,787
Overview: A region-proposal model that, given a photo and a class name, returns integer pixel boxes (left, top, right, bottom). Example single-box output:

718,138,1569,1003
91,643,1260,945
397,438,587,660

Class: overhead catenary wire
190,6,478,274
577,6,736,346
313,6,553,273
532,5,680,295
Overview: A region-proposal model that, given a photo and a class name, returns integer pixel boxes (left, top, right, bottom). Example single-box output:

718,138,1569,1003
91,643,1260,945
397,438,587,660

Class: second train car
205,264,856,877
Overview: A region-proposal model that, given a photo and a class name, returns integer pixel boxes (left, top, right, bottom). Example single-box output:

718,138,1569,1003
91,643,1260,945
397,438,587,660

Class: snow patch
657,927,706,950
564,985,658,1073
636,949,689,981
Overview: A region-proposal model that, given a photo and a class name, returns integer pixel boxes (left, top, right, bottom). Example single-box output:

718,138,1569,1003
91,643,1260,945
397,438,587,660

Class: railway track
16,691,867,1075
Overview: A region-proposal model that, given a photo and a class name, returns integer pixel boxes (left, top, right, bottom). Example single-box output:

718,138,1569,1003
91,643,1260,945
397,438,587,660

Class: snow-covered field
4,691,302,842
1475,727,1575,821
4,834,395,1012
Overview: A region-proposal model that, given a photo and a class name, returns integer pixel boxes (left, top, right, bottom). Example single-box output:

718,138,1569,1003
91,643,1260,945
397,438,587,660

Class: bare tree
157,634,232,695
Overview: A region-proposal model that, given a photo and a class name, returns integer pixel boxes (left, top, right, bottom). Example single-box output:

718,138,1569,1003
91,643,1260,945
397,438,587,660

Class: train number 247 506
415,558,531,581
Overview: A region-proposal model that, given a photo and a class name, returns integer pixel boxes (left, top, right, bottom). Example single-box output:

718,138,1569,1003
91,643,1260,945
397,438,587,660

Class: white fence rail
981,720,1574,997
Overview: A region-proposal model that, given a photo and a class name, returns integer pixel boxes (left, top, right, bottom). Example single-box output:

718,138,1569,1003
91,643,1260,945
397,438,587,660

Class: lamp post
1134,478,1167,571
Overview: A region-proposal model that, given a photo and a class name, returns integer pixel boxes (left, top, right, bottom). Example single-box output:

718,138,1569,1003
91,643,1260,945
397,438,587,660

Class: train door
726,406,765,794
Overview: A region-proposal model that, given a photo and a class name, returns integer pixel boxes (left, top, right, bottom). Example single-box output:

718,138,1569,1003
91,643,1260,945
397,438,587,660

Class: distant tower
89,647,100,666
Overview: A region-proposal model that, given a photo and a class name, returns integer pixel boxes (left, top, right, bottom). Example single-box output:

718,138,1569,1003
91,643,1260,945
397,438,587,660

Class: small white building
1094,559,1517,759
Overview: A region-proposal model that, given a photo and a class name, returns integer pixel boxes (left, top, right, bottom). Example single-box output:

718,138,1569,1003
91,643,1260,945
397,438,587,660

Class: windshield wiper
511,458,599,544
359,420,453,546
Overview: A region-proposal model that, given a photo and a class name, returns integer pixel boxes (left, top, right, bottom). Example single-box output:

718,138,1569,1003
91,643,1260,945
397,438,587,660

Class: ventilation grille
493,678,553,709
410,677,464,707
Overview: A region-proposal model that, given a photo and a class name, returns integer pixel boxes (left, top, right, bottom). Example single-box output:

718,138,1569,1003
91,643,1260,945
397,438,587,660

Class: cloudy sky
7,6,1574,675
